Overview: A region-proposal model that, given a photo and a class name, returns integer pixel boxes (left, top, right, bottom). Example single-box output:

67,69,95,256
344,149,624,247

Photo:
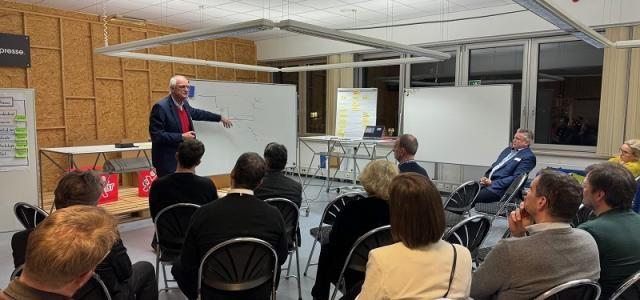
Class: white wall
257,0,640,61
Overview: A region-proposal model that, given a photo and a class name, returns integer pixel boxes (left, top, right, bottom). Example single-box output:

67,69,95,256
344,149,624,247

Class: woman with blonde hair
609,139,640,177
357,173,472,299
311,160,399,300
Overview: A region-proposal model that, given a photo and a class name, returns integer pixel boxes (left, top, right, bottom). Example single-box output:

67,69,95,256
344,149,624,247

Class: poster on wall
0,92,30,171
335,88,377,138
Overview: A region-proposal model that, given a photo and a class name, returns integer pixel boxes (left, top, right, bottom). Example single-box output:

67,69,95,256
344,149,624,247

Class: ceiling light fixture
109,52,281,72
279,57,439,72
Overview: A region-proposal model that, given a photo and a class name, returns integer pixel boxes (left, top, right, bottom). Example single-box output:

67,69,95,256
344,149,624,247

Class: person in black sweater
255,142,302,207
172,152,288,300
11,171,158,300
393,134,429,179
149,139,218,220
311,160,399,300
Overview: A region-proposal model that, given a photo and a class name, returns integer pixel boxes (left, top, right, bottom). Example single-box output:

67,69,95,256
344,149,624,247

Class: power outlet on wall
436,182,445,191
444,184,452,192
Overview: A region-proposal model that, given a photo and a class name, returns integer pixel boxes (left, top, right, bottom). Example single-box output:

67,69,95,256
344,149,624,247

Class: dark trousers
475,188,501,204
131,261,158,300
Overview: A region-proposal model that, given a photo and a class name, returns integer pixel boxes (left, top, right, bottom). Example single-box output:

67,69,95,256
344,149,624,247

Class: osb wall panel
25,14,60,48
92,24,122,78
66,99,97,143
174,43,196,76
38,129,65,191
151,91,167,104
257,72,270,83
96,80,125,142
0,10,23,34
149,61,172,92
121,28,147,70
62,20,94,97
31,48,63,128
215,40,235,80
234,43,257,80
0,68,27,88
124,71,150,140
195,40,217,80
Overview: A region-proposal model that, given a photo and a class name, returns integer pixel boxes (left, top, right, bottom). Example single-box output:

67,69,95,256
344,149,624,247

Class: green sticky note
15,133,27,141
15,141,27,150
14,115,26,122
14,127,27,135
15,149,27,158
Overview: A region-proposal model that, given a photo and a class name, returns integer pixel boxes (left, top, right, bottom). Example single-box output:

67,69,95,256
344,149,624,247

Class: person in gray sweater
471,169,600,300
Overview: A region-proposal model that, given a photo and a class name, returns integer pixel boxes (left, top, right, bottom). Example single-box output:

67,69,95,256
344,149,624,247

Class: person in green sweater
580,162,640,298
608,139,640,177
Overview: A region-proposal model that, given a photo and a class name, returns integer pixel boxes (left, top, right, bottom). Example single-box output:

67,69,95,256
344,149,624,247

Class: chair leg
303,238,319,276
295,245,302,300
155,256,161,291
161,263,169,289
285,250,293,278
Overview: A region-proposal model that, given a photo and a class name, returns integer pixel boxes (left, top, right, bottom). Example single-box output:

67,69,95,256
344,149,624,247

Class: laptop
363,125,385,139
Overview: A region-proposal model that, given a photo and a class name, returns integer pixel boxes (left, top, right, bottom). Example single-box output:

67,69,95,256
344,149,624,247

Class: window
468,44,524,134
359,55,401,136
410,51,457,87
532,40,603,146
306,70,326,133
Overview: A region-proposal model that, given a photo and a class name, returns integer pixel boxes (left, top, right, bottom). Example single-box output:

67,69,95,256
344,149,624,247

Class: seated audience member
357,173,472,299
579,162,640,298
311,160,399,300
11,171,158,300
392,134,429,178
2,206,118,299
149,139,218,219
172,152,288,300
471,169,600,300
476,129,536,203
609,139,640,177
255,142,302,207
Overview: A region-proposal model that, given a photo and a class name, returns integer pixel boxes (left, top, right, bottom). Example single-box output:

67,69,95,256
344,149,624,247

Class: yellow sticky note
15,141,28,150
15,115,26,122
15,127,27,135
15,149,27,158
15,133,27,141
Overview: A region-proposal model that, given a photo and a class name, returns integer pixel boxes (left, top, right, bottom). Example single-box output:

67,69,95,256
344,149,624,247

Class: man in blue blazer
149,75,232,177
476,128,536,203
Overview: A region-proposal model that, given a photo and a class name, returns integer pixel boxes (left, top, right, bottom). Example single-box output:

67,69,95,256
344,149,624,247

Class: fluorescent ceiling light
277,20,450,60
108,52,280,72
280,57,439,72
95,19,276,54
513,0,612,48
614,40,640,49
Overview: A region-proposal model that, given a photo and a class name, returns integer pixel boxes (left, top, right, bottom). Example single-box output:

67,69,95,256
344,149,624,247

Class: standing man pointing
149,75,233,177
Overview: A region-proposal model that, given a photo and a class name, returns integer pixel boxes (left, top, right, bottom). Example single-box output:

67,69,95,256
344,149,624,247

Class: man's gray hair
169,75,188,90
516,128,534,144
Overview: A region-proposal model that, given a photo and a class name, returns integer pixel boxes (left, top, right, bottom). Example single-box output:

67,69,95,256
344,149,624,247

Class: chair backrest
442,215,492,254
153,203,200,256
533,279,601,300
499,173,528,205
14,202,48,229
610,270,640,300
11,265,112,300
571,204,596,228
265,198,300,247
444,181,481,213
343,225,393,274
198,237,278,300
321,192,366,226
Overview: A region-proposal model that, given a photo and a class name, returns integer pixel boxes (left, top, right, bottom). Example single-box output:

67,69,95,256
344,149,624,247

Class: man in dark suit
149,75,233,177
172,152,288,300
476,128,536,203
393,134,429,178
255,142,302,207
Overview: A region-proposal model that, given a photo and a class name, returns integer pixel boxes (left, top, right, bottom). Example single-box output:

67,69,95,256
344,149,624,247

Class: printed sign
0,33,31,68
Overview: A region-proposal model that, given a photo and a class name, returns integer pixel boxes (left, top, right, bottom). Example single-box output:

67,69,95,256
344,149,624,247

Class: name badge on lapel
514,158,522,161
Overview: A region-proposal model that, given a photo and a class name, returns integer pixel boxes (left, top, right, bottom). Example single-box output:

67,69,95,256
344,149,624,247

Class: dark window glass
410,51,456,87
306,70,326,133
361,60,400,136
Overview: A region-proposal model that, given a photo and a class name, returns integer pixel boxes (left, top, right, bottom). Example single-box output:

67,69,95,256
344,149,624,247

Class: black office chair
475,228,511,265
198,237,278,300
265,198,302,300
442,215,492,262
304,191,366,276
444,181,481,227
330,225,393,300
11,265,112,300
14,202,48,229
571,204,596,228
474,173,528,222
534,279,601,300
153,203,200,291
610,270,640,300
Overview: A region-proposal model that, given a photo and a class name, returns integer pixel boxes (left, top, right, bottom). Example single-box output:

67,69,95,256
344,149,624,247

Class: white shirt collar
228,188,254,195
171,95,185,110
526,222,571,234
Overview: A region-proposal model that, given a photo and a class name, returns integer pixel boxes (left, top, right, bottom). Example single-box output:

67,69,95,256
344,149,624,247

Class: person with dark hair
476,128,536,203
471,169,599,300
172,152,288,300
149,75,233,177
11,171,158,300
255,142,302,207
579,162,640,298
149,139,218,219
311,160,399,300
392,134,429,178
357,173,472,299
3,206,119,299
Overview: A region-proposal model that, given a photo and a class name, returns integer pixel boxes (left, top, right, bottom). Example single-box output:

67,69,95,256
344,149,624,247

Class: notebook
363,125,385,139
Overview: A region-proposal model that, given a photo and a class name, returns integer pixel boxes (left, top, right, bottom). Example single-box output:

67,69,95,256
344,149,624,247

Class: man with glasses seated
475,129,536,203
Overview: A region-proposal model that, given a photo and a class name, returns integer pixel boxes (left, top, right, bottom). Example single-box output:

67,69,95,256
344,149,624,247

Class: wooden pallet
42,187,150,223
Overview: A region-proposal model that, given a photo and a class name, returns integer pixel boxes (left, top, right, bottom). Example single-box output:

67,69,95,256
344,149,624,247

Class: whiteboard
402,85,512,166
188,80,297,176
335,88,377,138
0,89,38,232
